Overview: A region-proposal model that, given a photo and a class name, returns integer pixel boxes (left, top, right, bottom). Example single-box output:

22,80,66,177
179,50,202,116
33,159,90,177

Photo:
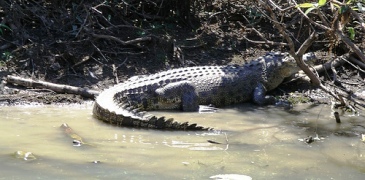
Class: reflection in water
0,103,364,179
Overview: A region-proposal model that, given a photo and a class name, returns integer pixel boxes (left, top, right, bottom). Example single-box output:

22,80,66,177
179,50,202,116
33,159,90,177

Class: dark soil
0,1,364,110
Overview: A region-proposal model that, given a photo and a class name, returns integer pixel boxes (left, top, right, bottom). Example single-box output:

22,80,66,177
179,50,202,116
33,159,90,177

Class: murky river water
0,103,365,179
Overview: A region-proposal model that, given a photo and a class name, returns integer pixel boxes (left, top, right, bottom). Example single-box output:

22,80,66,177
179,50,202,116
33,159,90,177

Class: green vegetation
296,0,327,14
0,51,12,66
296,0,364,30
287,93,312,104
0,23,11,35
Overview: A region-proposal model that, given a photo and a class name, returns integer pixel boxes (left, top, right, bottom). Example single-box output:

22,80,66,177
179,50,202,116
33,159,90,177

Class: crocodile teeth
124,106,132,111
142,114,153,120
136,111,146,118
120,103,130,108
131,108,140,114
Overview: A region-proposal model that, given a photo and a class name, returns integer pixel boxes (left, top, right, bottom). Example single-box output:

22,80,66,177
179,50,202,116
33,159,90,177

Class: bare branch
331,0,365,32
92,34,152,46
6,75,99,98
296,31,318,57
242,36,288,46
349,8,365,32
291,1,332,31
335,29,365,63
261,0,322,87
348,56,365,72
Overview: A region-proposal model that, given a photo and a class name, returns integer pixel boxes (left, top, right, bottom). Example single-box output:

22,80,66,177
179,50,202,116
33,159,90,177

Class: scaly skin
93,52,316,130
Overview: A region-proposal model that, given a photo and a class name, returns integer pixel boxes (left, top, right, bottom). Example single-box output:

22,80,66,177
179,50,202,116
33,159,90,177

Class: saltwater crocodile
93,52,316,130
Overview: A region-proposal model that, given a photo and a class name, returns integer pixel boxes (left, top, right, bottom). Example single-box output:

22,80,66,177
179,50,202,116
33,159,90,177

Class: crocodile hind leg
253,83,276,105
155,81,199,111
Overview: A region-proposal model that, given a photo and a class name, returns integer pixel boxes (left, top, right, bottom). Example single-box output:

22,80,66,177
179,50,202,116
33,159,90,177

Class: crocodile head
275,52,317,78
259,52,316,90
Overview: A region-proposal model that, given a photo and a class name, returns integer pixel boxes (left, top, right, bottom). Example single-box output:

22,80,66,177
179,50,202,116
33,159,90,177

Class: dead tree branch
290,0,365,63
6,75,99,98
92,34,152,46
261,0,322,87
335,29,365,63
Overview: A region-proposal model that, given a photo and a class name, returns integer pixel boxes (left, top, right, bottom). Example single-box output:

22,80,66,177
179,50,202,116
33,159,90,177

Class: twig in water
112,64,119,84
334,112,341,123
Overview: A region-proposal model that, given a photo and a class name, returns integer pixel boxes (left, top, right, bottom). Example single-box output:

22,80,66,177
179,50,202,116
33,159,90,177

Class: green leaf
304,7,316,14
0,24,12,35
0,24,12,31
296,3,315,8
1,52,12,62
333,4,341,9
340,5,350,14
318,0,327,7
348,27,355,40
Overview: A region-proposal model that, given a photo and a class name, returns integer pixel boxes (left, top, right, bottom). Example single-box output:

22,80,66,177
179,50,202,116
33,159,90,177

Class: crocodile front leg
155,81,199,111
253,83,276,105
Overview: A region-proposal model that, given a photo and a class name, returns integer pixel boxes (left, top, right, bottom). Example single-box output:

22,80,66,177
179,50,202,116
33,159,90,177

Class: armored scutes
93,52,316,130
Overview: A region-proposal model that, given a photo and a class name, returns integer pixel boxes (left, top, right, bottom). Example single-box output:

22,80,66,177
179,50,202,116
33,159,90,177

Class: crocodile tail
93,99,209,130
93,83,210,130
133,115,209,130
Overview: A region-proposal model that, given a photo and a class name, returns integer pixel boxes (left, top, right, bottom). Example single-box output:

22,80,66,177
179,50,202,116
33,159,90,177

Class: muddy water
0,103,365,179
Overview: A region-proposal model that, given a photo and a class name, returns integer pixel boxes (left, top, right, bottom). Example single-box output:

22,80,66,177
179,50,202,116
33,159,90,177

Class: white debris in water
14,151,36,161
199,105,218,113
23,152,33,161
210,174,252,180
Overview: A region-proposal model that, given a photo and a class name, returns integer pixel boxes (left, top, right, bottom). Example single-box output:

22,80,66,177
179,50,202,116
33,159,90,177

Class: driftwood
6,75,100,98
60,123,95,147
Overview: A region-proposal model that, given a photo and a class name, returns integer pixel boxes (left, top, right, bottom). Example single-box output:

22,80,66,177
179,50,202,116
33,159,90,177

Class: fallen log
6,75,100,98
